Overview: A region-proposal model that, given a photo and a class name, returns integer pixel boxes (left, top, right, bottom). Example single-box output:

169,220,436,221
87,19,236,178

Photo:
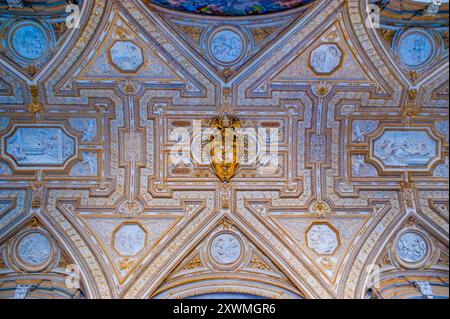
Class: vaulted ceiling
146,0,317,16
0,0,448,299
0,0,82,18
374,0,449,27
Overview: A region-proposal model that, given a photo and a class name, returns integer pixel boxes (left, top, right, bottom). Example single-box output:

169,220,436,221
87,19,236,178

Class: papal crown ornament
209,113,242,183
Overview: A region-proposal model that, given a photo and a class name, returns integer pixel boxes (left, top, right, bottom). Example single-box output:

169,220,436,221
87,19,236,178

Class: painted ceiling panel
0,0,81,18
147,0,317,16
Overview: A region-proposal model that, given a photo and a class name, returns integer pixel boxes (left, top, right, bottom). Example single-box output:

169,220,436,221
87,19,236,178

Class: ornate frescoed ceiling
147,0,317,16
0,0,82,17
0,0,448,299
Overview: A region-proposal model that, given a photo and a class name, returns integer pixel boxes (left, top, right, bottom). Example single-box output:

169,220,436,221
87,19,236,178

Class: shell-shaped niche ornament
209,115,241,183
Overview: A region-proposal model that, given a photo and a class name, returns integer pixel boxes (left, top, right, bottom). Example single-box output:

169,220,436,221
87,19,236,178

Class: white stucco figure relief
70,152,97,176
414,281,433,299
12,24,48,60
210,30,244,64
14,285,31,299
435,120,449,143
396,232,427,264
373,130,437,167
398,31,434,68
310,44,342,74
352,120,379,142
69,118,97,142
352,155,377,177
306,224,339,255
434,157,449,178
423,0,443,16
109,41,144,72
114,224,146,256
17,232,52,266
7,0,24,8
5,127,76,166
210,233,242,264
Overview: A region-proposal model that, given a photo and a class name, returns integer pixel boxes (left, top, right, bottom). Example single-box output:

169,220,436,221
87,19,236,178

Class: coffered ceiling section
0,0,448,299
0,0,84,77
149,0,317,81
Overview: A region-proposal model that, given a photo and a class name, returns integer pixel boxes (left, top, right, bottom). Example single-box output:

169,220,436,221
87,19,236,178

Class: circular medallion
396,231,428,264
17,232,52,267
397,29,435,68
210,233,242,265
11,23,49,61
210,29,244,64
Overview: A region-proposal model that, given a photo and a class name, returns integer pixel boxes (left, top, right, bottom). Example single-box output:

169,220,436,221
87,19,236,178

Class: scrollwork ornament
118,199,143,217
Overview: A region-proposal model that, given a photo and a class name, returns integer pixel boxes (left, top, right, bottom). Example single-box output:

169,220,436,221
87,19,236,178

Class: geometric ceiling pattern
0,0,448,299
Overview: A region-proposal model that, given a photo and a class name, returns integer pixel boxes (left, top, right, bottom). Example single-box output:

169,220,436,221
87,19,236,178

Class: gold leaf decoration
251,26,278,44
249,254,272,271
378,29,396,46
178,25,203,45
209,115,242,183
182,254,203,271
